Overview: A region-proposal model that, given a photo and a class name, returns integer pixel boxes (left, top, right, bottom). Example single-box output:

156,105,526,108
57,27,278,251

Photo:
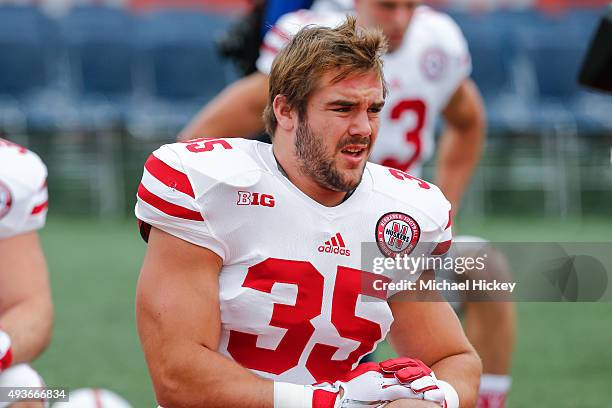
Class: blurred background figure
0,139,52,408
0,0,610,407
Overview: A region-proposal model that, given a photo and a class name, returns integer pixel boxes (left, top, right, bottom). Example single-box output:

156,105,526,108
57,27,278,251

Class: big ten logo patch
236,191,275,208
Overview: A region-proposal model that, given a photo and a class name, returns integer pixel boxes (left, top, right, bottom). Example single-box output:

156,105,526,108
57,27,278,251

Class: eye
333,107,351,113
368,107,382,113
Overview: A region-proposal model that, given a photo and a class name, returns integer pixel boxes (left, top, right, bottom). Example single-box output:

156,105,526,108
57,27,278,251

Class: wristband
437,380,459,408
274,382,314,408
274,382,338,408
0,329,13,371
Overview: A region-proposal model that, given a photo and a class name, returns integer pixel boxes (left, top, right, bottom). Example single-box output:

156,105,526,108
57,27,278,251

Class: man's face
355,0,422,52
294,70,384,192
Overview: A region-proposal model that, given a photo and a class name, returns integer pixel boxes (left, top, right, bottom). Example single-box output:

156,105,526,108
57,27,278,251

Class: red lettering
228,259,389,381
388,168,430,190
261,194,275,207
185,138,233,153
381,99,427,172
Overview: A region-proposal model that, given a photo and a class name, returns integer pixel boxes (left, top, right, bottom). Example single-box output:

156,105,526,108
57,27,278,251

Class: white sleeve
434,13,473,106
0,152,48,239
135,145,228,261
256,12,300,75
430,210,452,257
256,10,345,75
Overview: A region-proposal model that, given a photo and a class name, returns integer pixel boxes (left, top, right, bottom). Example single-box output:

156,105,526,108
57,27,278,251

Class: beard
294,118,370,192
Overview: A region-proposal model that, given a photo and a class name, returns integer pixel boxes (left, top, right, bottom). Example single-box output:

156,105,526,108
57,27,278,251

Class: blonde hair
263,15,388,136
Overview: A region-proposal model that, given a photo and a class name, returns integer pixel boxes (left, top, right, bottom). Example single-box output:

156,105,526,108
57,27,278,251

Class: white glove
276,359,454,408
328,362,430,408
379,358,447,407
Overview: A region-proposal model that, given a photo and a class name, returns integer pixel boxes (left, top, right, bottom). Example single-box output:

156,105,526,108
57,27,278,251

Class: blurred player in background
0,139,52,408
180,1,515,407
136,17,480,408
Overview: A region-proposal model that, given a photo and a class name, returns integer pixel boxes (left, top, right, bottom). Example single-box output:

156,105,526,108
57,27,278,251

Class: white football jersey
257,7,472,176
136,138,452,385
0,139,48,239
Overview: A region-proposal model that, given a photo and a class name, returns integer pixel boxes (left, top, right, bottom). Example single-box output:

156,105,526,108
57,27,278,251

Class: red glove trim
312,389,338,408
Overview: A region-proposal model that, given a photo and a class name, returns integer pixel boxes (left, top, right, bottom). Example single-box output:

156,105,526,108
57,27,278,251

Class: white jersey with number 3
136,138,452,385
0,139,48,239
257,7,472,176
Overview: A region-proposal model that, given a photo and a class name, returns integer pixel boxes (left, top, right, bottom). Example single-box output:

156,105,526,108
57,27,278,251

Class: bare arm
387,272,482,408
136,227,272,408
178,72,270,141
436,78,486,217
0,231,53,364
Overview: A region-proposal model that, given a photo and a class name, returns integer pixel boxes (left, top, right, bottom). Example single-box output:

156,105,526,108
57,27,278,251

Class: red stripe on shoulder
31,200,48,215
138,184,204,222
145,154,195,198
432,240,452,256
445,211,452,230
270,25,290,41
260,42,280,55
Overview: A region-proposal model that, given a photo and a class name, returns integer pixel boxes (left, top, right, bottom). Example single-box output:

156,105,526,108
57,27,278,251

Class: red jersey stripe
31,200,48,215
138,184,204,222
270,25,290,41
432,240,452,256
445,211,452,230
260,42,280,55
145,154,195,198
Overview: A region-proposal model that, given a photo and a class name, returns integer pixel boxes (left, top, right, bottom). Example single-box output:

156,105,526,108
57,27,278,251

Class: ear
273,94,296,131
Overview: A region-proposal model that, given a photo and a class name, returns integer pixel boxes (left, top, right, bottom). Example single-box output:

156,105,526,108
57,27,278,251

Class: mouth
339,144,369,166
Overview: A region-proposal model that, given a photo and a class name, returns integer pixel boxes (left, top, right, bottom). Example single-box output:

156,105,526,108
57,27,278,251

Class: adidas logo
318,233,351,257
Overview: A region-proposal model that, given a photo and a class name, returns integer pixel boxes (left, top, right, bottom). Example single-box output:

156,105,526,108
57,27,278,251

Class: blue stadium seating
135,9,236,100
0,6,58,131
58,5,136,129
0,5,608,136
128,9,238,135
450,11,529,132
0,6,56,98
516,13,610,133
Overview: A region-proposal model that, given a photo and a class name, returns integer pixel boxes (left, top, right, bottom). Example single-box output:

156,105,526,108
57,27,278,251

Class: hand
312,362,428,408
379,358,446,407
0,329,13,372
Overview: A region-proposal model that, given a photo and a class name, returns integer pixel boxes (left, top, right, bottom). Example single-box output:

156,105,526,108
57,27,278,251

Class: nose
348,110,373,138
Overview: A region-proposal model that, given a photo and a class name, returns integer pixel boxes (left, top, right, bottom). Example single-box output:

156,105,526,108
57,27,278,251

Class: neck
272,144,347,207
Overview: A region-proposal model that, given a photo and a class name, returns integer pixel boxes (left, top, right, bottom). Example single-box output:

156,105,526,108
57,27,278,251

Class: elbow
153,363,216,408
153,367,185,408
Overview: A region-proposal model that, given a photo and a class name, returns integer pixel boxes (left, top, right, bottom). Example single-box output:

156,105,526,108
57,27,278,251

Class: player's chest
210,185,372,266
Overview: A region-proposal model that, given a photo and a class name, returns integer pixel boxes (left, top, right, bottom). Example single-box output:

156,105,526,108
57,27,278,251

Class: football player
179,1,515,406
0,138,52,408
136,17,480,408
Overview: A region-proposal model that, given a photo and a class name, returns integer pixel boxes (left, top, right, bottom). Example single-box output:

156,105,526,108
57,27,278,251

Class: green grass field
35,216,612,407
